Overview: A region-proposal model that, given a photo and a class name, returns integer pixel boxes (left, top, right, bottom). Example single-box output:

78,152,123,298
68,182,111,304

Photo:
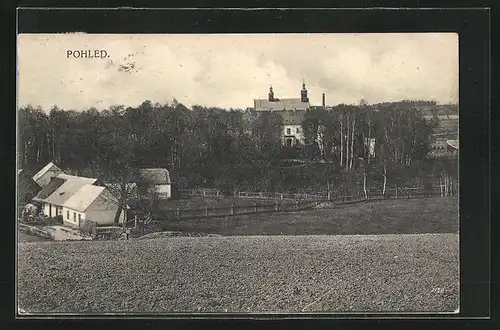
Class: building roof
32,177,66,201
32,162,61,182
137,168,171,185
426,139,458,159
43,176,98,207
63,184,106,212
57,173,89,180
446,139,459,151
254,98,310,111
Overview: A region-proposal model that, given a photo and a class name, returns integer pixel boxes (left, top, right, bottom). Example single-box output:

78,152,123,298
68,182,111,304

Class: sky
17,33,458,111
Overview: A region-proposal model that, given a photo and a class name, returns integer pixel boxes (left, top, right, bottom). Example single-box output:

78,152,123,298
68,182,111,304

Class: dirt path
44,226,91,241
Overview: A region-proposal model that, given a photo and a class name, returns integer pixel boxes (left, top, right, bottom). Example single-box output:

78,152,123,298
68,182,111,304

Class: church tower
301,80,309,103
268,85,275,101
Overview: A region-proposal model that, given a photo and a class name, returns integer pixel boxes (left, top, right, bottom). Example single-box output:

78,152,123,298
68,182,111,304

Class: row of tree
18,99,446,194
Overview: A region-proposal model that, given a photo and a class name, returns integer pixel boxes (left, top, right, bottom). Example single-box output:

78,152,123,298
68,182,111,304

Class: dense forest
17,99,454,195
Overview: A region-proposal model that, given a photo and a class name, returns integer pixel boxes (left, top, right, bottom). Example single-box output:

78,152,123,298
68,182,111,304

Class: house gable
32,162,65,188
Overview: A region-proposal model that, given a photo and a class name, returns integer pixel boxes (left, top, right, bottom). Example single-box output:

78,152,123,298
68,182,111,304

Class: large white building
253,82,312,147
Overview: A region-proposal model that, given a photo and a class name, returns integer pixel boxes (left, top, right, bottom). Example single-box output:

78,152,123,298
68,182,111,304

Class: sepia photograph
16,32,459,315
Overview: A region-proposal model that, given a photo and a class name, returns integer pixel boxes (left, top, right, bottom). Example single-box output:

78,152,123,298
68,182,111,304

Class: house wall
85,189,126,225
150,184,171,199
62,206,86,229
43,203,50,215
86,208,125,226
43,203,63,218
282,124,305,146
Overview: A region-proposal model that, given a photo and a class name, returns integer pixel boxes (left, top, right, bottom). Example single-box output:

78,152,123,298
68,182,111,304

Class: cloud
17,33,458,111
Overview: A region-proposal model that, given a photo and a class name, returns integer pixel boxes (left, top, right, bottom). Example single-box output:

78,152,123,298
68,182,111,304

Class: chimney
322,93,326,109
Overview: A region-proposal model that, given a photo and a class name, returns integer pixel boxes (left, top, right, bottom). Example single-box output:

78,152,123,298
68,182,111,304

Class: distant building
136,168,172,199
32,162,64,188
17,169,41,205
446,139,459,152
254,82,311,147
426,139,459,160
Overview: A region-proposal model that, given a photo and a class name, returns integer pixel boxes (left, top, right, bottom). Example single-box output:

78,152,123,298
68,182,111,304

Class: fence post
134,215,137,229
254,202,257,213
231,204,234,215
275,200,278,211
280,193,283,200
295,200,299,209
205,205,208,217
176,208,180,220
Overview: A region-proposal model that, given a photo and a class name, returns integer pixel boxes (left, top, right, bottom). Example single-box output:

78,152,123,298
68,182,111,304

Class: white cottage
137,168,171,199
33,174,98,218
62,184,126,229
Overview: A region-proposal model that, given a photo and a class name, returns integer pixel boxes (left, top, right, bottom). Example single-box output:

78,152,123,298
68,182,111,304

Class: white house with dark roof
32,162,64,188
137,168,171,199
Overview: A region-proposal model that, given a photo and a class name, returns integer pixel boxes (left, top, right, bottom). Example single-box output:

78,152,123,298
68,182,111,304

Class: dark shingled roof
32,177,66,201
137,168,171,185
254,98,309,111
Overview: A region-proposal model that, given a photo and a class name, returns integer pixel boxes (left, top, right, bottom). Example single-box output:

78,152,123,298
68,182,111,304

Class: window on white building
73,212,76,222
78,214,81,222
286,128,291,135
296,127,301,134
66,210,69,219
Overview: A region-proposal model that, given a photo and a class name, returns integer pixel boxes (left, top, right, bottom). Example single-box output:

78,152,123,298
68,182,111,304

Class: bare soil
17,233,459,313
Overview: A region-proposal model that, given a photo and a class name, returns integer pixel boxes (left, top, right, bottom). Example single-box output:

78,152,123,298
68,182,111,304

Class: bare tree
340,112,344,167
349,112,356,169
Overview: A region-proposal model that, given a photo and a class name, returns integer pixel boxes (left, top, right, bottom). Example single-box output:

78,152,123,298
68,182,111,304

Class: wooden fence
236,191,328,201
153,199,320,222
179,184,457,202
179,188,223,197
116,184,459,239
